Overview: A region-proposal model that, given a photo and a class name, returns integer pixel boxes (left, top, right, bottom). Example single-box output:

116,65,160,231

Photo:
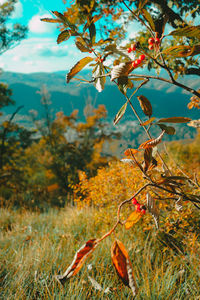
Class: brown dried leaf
111,240,137,296
169,25,200,39
57,30,70,44
66,57,94,83
75,41,90,52
163,44,200,57
41,18,61,23
139,131,165,149
144,148,152,172
56,239,98,284
158,117,191,123
146,192,159,229
137,95,152,117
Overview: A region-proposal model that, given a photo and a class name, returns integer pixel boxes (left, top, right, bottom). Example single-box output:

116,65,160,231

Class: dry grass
1,206,200,299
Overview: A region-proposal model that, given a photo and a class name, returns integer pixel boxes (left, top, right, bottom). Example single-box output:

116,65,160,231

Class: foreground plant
42,0,200,296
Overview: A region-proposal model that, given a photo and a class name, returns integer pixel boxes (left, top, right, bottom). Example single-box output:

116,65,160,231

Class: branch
185,67,200,76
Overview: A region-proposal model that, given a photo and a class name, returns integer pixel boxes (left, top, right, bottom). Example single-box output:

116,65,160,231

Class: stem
129,74,200,98
117,183,151,221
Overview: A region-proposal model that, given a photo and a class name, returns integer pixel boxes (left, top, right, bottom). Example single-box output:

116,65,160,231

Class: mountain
0,70,199,146
1,70,199,120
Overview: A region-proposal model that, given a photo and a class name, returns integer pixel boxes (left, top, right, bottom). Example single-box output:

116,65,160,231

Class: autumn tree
0,0,28,194
30,86,117,198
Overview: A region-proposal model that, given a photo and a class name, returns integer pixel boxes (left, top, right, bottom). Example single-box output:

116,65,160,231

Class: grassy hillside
1,205,200,299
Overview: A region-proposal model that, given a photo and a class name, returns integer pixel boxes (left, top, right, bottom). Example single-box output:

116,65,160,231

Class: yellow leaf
125,211,143,229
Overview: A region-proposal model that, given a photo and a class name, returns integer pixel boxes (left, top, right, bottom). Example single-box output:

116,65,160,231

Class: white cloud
29,14,57,34
0,37,86,73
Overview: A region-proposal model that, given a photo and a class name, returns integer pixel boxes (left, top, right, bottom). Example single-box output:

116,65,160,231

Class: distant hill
0,70,199,147
1,70,199,120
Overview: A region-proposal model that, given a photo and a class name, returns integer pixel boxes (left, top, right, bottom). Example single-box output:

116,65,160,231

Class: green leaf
141,9,155,31
114,102,127,125
158,117,191,123
75,41,91,52
41,18,61,23
89,22,96,45
66,57,94,83
137,95,152,117
157,124,176,135
169,25,200,39
57,30,70,44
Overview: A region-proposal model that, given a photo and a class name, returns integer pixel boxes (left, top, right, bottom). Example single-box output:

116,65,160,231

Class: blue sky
0,0,140,74
0,0,89,73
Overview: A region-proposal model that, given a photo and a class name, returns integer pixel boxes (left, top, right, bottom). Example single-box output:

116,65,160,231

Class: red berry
155,37,160,44
148,37,155,45
132,198,138,205
148,44,154,50
139,54,145,61
135,204,142,212
127,47,132,53
141,209,146,214
100,58,104,63
131,44,136,51
135,58,141,66
132,61,137,68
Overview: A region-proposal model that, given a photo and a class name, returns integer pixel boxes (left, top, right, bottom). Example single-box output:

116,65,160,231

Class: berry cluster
132,197,146,214
148,37,161,50
132,54,145,68
127,43,136,53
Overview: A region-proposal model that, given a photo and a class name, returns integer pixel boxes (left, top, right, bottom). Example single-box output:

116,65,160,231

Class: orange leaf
125,211,143,229
124,148,139,157
56,239,98,284
139,131,165,149
111,240,137,296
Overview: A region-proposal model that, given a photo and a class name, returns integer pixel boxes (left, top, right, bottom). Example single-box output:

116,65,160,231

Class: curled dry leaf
146,192,159,229
56,239,98,285
110,62,134,81
111,240,137,296
139,131,165,149
125,211,143,229
175,197,183,211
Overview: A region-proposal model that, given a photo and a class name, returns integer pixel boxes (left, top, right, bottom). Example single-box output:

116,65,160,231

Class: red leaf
56,239,98,284
111,240,137,296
